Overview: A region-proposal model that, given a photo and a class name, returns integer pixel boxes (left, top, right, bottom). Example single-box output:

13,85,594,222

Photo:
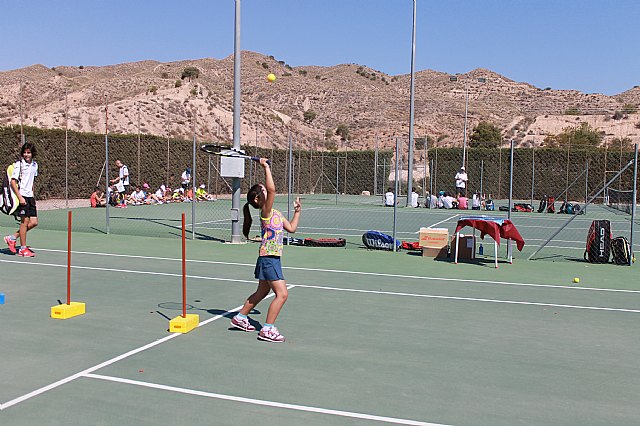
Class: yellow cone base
51,302,86,319
169,314,199,333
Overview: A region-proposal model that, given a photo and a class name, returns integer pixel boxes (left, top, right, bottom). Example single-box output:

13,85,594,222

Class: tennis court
1,207,639,425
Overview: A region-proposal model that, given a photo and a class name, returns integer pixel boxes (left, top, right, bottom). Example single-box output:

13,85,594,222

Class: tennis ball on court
267,73,276,83
573,277,580,283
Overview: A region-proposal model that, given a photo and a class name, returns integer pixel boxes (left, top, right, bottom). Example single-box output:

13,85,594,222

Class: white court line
428,214,458,228
16,249,640,295
0,289,282,411
83,373,446,426
293,284,640,314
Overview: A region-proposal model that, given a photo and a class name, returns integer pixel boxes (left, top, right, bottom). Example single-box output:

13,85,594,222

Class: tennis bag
513,203,533,212
362,230,401,251
537,197,547,213
0,163,19,216
584,220,612,263
498,205,509,212
610,236,633,265
546,196,555,213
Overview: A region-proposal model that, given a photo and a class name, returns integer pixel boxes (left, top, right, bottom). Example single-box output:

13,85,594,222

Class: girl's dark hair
21,141,37,158
242,184,265,238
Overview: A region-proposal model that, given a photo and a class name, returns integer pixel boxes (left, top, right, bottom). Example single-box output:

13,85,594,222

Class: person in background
384,187,395,207
457,192,468,210
410,188,420,208
90,186,106,208
472,192,481,210
454,166,468,196
181,167,191,190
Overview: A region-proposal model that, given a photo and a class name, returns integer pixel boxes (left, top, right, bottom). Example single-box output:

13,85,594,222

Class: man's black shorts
17,197,37,218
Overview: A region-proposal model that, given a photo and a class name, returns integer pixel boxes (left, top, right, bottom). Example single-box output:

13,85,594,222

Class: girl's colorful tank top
260,209,284,257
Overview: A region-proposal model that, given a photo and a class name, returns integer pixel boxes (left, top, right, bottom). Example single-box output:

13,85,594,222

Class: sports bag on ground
610,236,632,265
0,162,19,216
362,230,401,251
537,198,547,213
584,220,611,263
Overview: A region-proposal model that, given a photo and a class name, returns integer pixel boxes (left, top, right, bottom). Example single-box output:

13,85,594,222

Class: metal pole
288,130,292,220
65,88,69,209
166,108,170,184
137,103,141,185
629,144,638,266
374,135,379,194
507,139,514,262
530,144,535,208
480,159,484,199
393,138,399,252
20,80,25,145
429,159,434,205
192,115,197,240
406,0,417,205
462,82,469,168
104,95,110,234
335,156,339,205
584,159,589,214
230,0,242,243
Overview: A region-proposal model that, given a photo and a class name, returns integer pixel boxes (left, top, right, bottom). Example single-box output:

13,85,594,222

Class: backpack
485,199,495,211
610,237,633,265
584,220,612,263
0,162,19,216
537,198,547,213
362,230,401,251
401,241,421,251
514,203,533,212
547,196,555,213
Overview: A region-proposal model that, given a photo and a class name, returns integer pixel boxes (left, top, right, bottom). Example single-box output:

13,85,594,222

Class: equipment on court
283,237,305,246
606,187,634,214
610,236,633,265
304,238,346,248
537,197,547,213
584,220,611,263
546,196,555,213
498,206,509,212
401,241,421,251
362,230,401,251
513,203,533,213
200,144,271,165
485,199,494,211
0,162,19,216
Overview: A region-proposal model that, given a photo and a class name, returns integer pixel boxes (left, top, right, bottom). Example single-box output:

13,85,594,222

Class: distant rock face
0,53,638,149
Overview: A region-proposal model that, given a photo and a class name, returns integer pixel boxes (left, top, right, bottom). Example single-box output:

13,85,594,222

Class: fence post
393,138,399,252
630,144,638,266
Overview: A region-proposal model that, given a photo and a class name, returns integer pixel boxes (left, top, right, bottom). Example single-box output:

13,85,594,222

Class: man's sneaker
230,315,256,332
4,236,17,254
18,247,36,257
258,326,285,343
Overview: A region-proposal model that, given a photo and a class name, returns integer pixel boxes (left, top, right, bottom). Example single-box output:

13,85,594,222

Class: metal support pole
230,0,242,243
462,82,469,168
584,159,589,214
530,144,535,208
393,138,399,252
629,144,638,266
192,116,197,240
104,95,110,234
406,0,417,205
480,159,484,199
335,156,339,205
65,88,69,209
288,130,293,219
374,135,379,194
507,140,514,262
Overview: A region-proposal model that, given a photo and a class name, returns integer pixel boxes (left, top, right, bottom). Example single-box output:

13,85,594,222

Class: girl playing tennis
230,158,301,343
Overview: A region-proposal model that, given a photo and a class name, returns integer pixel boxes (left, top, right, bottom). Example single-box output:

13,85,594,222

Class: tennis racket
200,144,271,165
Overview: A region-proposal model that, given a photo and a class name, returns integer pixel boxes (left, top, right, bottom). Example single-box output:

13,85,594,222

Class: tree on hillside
181,67,200,82
543,122,603,148
303,109,317,124
469,121,502,148
336,124,350,142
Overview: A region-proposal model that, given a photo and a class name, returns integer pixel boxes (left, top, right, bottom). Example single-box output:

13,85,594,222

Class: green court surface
1,224,639,425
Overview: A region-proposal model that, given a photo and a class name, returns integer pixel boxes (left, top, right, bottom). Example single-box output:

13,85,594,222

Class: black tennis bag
0,162,19,216
584,220,611,263
537,197,547,213
610,236,632,265
362,230,401,251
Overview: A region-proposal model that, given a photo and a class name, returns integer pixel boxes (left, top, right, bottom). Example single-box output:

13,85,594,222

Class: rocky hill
1,51,638,150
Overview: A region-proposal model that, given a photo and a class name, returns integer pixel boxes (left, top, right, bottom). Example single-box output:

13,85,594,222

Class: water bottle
479,243,484,255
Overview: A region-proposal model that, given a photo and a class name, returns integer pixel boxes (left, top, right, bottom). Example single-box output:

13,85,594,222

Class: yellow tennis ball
573,277,580,283
267,73,276,83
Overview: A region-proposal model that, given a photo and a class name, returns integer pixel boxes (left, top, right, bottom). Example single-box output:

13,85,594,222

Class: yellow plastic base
169,314,199,333
51,302,86,319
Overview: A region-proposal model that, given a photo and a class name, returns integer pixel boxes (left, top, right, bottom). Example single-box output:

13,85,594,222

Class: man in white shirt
384,188,395,206
454,166,468,196
410,189,419,208
181,167,191,189
110,160,130,205
4,142,39,257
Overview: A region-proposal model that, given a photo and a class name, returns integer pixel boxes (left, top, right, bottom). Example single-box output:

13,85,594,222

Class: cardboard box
419,228,449,248
422,247,448,258
451,235,476,259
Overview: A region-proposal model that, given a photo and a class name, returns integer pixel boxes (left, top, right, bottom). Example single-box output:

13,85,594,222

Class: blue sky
2,0,638,95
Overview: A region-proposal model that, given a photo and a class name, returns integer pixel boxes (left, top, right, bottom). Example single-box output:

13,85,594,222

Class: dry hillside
0,51,638,149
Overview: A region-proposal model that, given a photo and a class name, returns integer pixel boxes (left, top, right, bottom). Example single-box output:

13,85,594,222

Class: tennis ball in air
573,277,580,283
267,73,276,83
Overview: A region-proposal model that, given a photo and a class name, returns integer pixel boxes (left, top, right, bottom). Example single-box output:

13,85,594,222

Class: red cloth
454,218,525,251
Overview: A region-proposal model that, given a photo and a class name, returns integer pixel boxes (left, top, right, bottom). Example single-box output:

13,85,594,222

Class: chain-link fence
1,125,637,265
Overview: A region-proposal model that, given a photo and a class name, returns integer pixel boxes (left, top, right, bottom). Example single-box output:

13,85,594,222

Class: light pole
230,0,242,243
406,0,417,206
450,75,486,168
